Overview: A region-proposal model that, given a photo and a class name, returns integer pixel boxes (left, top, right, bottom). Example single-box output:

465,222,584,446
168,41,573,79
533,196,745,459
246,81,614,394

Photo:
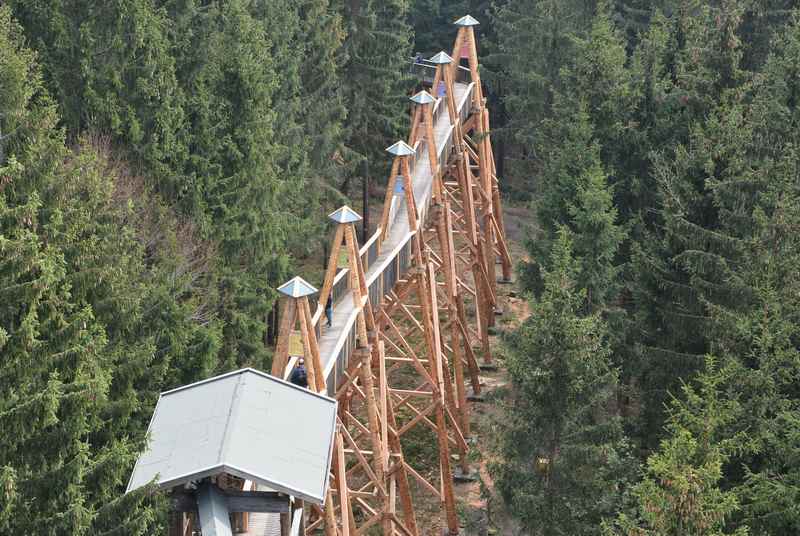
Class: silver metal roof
126,368,337,505
328,205,362,224
454,14,480,27
386,140,416,156
277,276,318,298
428,51,453,65
410,90,435,105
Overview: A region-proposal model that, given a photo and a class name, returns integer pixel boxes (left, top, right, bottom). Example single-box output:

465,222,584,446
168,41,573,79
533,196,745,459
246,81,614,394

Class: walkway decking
244,513,280,536
313,82,473,392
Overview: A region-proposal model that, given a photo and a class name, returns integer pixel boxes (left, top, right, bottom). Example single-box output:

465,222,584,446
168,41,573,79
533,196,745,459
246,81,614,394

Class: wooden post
362,159,370,244
299,298,326,393
435,202,472,454
455,149,493,362
419,259,459,535
484,112,512,282
334,431,354,536
379,158,401,249
358,349,385,484
319,225,345,314
380,341,419,535
408,104,422,146
272,298,297,377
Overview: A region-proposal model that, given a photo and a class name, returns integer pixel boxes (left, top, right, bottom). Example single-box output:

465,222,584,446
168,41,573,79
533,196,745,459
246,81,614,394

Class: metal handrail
409,58,472,86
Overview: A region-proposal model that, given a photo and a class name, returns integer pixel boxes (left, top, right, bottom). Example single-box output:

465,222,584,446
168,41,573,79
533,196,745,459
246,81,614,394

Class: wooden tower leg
420,262,459,535
433,202,473,453
379,340,419,535
272,298,298,377
456,152,493,363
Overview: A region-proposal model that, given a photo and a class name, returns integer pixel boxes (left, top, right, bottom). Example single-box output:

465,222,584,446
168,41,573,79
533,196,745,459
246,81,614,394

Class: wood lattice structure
268,14,512,536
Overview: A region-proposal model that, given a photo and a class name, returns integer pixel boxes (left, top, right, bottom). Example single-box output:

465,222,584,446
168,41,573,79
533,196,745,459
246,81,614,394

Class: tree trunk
362,159,369,242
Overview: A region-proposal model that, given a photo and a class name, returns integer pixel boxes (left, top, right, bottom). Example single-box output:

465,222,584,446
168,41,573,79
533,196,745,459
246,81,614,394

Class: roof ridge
217,372,246,464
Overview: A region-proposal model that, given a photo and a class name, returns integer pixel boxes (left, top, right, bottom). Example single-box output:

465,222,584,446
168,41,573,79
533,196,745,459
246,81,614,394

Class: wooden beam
271,298,297,377
379,159,401,248
319,224,345,312
171,490,290,514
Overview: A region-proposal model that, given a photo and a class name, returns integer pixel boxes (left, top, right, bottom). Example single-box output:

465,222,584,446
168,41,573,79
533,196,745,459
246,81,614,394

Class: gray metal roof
428,51,453,65
410,90,435,105
277,276,318,298
328,205,362,224
454,14,480,26
126,368,337,505
386,140,416,156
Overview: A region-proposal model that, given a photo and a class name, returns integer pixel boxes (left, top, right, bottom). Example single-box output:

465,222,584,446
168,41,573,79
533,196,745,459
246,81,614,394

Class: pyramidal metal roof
277,276,318,298
386,140,416,156
410,90,435,105
428,51,453,65
126,368,337,505
328,205,362,224
454,14,480,27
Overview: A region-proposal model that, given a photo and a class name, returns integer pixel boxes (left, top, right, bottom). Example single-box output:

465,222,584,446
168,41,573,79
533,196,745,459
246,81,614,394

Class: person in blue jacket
289,358,308,388
325,296,333,327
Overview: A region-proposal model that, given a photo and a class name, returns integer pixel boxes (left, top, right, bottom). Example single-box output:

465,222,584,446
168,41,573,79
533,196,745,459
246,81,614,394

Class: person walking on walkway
325,296,333,327
289,358,308,388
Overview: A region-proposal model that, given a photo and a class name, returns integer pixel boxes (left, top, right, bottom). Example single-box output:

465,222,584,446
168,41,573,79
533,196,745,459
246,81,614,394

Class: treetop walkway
129,14,511,536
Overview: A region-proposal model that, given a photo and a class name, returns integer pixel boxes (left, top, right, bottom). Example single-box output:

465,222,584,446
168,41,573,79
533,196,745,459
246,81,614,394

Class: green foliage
524,100,626,313
0,7,167,531
605,358,749,536
496,0,800,533
337,0,414,184
8,0,332,369
493,0,596,161
495,232,632,535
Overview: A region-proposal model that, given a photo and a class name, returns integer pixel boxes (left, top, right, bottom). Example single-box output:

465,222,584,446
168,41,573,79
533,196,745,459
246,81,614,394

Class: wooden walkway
313,82,472,391
267,20,513,535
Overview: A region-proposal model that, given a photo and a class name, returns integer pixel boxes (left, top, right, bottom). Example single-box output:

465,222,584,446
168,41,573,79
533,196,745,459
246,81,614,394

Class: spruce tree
605,358,748,536
495,231,632,535
336,0,414,188
0,8,165,531
624,0,753,448
524,101,626,313
692,14,800,532
493,0,596,164
162,0,319,368
8,0,186,174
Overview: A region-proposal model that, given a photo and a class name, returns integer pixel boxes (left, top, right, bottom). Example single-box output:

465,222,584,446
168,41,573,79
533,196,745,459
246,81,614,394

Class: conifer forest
1,1,800,535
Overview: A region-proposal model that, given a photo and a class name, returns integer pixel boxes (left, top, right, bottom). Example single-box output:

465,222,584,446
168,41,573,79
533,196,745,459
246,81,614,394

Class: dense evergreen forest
1,0,799,534
492,1,800,535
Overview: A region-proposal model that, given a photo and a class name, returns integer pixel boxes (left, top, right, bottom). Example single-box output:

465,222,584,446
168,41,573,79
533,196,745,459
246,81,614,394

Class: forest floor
446,203,529,536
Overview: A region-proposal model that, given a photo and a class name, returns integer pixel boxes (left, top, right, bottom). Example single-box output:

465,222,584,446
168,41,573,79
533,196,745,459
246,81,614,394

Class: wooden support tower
451,15,513,291
427,49,495,364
